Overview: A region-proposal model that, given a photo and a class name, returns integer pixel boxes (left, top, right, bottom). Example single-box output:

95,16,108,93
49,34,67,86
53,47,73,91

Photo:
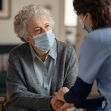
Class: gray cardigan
4,40,78,111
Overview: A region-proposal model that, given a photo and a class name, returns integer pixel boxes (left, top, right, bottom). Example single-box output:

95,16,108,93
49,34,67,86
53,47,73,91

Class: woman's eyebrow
45,22,50,25
34,27,41,29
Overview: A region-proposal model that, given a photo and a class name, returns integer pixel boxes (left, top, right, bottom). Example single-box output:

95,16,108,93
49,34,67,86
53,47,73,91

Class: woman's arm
7,52,52,110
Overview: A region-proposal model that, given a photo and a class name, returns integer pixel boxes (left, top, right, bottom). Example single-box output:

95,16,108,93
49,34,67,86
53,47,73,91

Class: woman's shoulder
56,40,76,54
9,43,29,56
56,40,77,59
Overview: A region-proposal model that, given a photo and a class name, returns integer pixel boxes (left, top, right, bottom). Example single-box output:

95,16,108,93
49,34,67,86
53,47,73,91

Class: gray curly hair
14,4,55,40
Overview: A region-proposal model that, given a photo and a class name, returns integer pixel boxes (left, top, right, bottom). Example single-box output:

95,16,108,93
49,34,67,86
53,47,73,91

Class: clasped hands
51,87,74,111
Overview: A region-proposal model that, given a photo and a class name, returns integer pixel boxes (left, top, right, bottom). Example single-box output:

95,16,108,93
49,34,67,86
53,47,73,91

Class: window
64,0,77,26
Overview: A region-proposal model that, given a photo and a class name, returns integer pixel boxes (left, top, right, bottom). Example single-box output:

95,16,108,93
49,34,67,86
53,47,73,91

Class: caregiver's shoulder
86,28,111,45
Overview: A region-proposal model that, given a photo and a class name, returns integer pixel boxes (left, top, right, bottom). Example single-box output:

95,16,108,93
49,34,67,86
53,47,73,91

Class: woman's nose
41,28,49,33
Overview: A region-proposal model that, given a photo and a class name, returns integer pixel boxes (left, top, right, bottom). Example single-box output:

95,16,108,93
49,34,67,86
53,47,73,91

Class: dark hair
73,0,111,29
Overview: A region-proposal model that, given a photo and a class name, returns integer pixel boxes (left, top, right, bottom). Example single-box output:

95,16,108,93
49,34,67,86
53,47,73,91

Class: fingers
51,95,64,110
53,87,69,102
62,87,69,92
56,104,68,111
51,96,57,110
54,100,64,109
51,87,70,110
56,103,74,111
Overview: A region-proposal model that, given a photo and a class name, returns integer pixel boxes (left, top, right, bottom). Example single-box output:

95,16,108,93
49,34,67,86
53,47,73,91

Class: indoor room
0,0,110,111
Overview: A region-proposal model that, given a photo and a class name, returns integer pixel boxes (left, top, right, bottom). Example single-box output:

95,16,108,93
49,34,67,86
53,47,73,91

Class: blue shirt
79,28,111,111
30,40,57,95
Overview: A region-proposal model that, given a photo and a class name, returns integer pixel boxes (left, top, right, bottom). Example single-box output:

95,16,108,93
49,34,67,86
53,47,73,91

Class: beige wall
0,0,64,44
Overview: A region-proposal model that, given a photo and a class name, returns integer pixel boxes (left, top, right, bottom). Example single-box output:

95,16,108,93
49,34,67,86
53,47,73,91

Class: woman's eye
45,24,50,28
34,29,41,34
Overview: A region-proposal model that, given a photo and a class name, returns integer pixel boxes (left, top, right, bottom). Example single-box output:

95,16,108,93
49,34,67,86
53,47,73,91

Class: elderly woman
4,4,78,111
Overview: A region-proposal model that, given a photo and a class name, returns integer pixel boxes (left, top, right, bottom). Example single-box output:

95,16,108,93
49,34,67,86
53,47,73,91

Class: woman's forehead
28,16,50,25
26,17,50,32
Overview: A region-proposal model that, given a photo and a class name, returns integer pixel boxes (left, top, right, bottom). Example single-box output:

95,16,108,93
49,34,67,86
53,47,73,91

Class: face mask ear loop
87,13,93,28
82,13,88,23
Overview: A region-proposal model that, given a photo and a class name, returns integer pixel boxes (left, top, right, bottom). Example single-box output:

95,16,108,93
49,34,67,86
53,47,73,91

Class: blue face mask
79,16,93,33
34,30,55,51
84,25,93,33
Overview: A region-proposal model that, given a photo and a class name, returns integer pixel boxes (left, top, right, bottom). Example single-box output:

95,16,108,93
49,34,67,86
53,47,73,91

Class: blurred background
0,0,87,54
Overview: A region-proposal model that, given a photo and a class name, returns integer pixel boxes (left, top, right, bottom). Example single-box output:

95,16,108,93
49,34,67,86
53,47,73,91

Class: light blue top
30,40,57,95
79,28,111,111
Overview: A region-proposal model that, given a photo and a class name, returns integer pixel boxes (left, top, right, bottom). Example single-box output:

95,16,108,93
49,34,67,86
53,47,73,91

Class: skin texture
25,16,52,60
51,87,74,111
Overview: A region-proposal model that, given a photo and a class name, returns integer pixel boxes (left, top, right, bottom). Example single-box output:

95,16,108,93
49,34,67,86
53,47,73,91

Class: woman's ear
25,36,35,45
24,36,32,43
26,37,30,42
86,13,93,27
